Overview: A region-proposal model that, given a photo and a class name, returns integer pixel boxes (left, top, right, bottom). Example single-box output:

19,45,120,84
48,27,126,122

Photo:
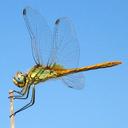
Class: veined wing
23,7,53,65
53,18,85,89
52,17,79,68
61,73,85,90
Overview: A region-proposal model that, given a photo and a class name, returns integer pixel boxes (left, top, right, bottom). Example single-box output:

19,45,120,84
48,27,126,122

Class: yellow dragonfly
10,7,121,117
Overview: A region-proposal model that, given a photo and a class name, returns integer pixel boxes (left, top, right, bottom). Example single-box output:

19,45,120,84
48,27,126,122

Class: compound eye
15,72,25,83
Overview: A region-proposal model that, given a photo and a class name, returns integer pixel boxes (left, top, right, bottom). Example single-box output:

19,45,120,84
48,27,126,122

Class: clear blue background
0,0,127,128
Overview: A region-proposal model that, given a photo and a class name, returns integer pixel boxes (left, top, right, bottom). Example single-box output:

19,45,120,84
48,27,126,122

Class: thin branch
9,90,15,128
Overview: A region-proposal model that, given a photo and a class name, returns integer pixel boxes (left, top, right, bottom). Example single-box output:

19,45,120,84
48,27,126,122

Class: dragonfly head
13,72,26,88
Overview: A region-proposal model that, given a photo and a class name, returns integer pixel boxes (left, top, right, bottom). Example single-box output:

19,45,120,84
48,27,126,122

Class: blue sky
0,0,128,128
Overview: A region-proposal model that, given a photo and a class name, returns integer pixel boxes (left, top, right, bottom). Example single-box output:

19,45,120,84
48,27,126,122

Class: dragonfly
10,7,122,117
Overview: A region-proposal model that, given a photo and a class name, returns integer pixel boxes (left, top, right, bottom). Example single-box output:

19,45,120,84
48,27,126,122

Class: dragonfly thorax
28,66,58,85
13,72,26,88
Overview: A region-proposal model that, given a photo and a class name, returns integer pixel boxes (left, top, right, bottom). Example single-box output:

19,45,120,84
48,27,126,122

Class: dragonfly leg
9,90,22,98
13,85,31,100
10,85,35,117
8,90,23,99
8,85,30,99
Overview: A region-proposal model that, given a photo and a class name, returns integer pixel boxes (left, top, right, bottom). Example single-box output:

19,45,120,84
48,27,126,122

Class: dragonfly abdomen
55,61,122,77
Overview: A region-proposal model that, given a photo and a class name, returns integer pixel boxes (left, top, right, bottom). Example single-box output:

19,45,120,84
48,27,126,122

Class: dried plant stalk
9,90,15,128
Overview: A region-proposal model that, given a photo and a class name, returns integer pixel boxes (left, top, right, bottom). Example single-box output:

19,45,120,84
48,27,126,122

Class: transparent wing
62,73,85,90
53,17,85,89
53,17,79,68
23,7,53,65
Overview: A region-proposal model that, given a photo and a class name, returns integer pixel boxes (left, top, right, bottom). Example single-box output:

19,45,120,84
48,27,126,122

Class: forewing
23,7,53,65
53,17,85,89
52,17,80,68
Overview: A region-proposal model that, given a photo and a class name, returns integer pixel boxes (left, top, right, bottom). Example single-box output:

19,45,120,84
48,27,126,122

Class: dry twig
9,90,15,128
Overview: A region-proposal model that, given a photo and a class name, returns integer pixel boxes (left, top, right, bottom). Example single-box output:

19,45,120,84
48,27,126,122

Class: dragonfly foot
8,96,14,99
9,91,14,94
9,113,15,118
